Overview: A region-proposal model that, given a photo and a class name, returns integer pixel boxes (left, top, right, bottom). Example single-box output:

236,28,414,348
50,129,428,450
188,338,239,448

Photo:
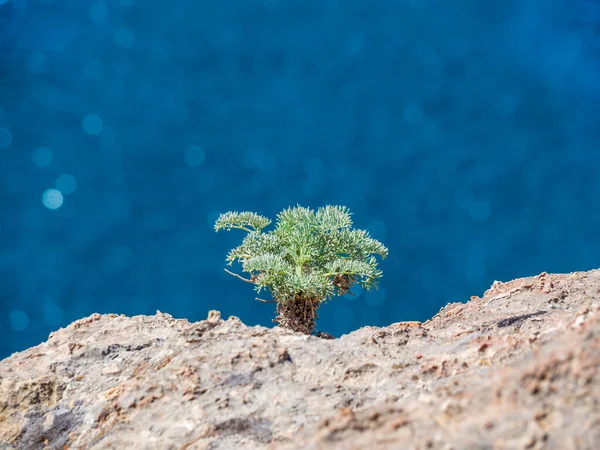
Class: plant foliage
215,205,388,305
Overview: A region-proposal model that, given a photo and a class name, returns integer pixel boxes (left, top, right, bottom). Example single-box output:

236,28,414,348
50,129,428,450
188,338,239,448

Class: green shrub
215,205,388,335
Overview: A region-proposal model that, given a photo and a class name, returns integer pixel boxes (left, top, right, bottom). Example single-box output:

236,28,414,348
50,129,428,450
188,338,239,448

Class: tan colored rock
1,270,599,449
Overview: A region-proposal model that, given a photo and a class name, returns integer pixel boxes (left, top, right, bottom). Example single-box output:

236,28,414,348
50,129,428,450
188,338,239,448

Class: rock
1,269,599,449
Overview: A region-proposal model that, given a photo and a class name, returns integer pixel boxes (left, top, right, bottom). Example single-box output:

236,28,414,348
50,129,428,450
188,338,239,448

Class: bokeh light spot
56,174,77,194
0,127,13,148
82,114,103,136
113,26,134,49
89,2,109,24
32,146,53,167
469,200,491,221
9,310,29,332
42,188,64,210
185,145,206,167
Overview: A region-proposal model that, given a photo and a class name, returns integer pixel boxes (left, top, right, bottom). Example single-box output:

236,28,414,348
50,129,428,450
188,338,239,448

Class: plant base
274,296,320,335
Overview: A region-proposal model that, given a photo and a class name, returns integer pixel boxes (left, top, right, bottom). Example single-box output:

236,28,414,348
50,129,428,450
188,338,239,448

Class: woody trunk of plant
273,295,320,335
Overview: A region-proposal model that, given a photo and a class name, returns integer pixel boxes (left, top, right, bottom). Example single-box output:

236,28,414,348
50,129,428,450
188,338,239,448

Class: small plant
214,205,388,335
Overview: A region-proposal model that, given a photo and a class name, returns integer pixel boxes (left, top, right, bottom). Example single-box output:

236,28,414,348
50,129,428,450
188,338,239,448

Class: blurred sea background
1,0,599,359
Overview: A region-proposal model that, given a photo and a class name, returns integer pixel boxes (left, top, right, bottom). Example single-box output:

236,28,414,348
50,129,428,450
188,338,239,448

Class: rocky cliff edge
1,269,599,449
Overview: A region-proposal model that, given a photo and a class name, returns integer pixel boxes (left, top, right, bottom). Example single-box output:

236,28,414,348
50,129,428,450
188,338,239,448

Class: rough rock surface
1,269,599,449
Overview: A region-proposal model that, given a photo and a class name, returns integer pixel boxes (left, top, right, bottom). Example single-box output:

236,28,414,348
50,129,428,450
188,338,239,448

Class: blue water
1,0,599,359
